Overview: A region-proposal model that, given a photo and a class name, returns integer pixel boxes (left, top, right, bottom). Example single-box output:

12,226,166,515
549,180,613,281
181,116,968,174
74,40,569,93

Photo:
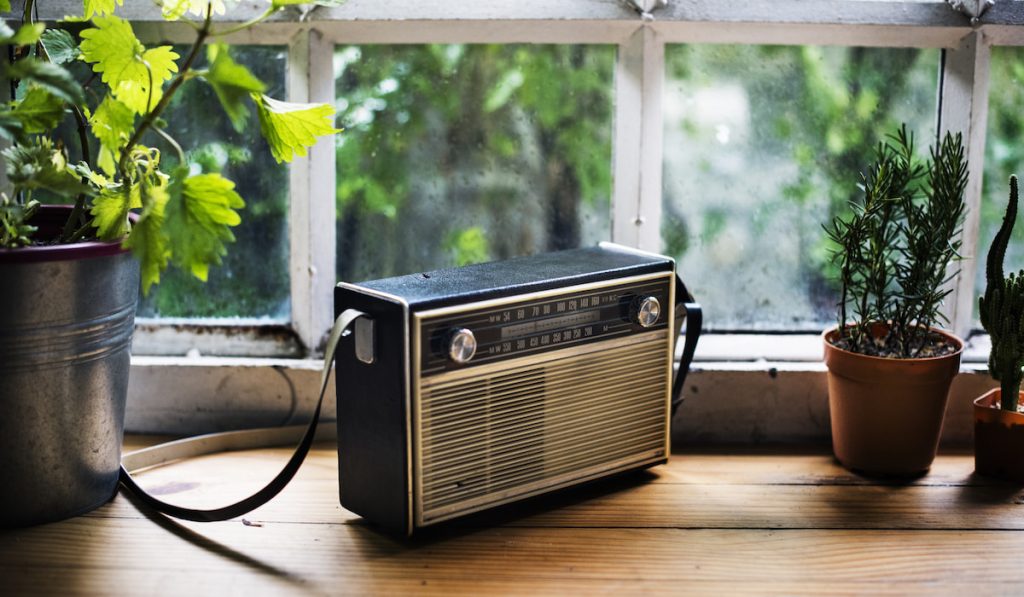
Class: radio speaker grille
416,332,669,525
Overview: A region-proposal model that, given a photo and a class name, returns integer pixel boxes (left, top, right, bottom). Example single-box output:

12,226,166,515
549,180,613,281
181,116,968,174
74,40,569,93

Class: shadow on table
121,490,307,588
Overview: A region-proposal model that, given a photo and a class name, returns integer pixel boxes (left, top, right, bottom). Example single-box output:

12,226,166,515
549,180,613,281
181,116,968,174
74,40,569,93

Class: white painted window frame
13,1,1024,437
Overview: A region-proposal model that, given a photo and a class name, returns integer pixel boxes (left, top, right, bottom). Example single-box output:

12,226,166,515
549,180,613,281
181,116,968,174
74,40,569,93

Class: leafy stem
827,125,967,358
116,4,214,179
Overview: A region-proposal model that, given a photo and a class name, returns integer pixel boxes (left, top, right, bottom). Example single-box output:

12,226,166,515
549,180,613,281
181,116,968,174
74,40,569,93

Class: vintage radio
334,242,701,534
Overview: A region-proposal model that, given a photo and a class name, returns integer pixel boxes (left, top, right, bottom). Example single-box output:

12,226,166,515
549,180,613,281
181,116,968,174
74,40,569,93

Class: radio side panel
335,285,411,534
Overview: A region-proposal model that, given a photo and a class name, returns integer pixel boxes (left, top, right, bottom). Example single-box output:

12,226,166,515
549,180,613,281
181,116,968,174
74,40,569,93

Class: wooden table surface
3,442,1024,595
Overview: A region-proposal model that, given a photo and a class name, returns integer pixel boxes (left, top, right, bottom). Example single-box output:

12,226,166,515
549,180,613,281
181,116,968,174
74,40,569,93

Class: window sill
128,333,997,445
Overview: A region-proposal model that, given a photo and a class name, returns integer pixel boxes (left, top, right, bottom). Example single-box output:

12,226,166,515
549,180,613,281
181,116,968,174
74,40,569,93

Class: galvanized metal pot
0,206,139,527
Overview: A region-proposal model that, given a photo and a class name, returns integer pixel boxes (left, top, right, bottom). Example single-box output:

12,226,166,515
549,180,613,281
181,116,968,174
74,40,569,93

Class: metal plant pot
0,206,139,527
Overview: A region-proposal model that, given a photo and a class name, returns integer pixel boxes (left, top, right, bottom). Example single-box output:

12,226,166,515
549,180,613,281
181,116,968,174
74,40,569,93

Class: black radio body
335,243,701,535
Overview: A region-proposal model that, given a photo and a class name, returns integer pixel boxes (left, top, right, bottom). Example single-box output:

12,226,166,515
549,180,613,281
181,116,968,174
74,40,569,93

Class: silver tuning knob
632,296,661,328
447,328,477,364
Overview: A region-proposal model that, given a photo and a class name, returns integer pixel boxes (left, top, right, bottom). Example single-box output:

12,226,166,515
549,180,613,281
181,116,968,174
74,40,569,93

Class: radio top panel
346,243,675,312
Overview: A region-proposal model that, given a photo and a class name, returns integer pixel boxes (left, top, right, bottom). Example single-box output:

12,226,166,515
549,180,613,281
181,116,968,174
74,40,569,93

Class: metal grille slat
424,415,665,495
421,346,665,418
424,428,666,510
416,331,670,525
422,389,663,470
422,373,662,449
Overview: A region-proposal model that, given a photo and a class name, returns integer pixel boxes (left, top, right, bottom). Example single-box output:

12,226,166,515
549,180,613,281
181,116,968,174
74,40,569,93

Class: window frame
15,0,1024,436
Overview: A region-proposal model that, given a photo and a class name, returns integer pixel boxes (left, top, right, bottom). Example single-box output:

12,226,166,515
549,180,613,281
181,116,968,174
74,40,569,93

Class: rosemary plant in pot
0,0,338,527
823,125,968,476
975,176,1024,482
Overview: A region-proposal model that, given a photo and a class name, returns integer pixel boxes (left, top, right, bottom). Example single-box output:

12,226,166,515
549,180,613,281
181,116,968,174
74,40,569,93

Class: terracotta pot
974,388,1024,483
823,326,963,476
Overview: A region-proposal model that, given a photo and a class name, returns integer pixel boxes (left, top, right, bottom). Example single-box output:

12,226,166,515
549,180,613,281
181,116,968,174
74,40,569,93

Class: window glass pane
136,46,290,320
662,45,939,331
976,46,1024,323
334,45,614,282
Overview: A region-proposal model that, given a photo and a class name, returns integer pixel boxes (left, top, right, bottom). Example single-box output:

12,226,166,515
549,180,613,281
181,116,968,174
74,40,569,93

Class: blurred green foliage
661,45,938,328
145,41,1024,332
334,44,614,283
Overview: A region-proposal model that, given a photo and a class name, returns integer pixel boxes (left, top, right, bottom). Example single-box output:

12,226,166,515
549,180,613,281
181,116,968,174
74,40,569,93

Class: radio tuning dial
633,296,662,328
447,328,477,364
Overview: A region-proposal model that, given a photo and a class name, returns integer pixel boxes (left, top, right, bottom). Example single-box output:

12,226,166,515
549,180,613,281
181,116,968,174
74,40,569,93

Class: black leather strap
672,276,702,416
117,309,365,523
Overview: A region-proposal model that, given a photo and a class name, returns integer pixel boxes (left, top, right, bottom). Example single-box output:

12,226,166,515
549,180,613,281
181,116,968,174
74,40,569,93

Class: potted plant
0,0,338,527
822,125,968,476
975,175,1024,482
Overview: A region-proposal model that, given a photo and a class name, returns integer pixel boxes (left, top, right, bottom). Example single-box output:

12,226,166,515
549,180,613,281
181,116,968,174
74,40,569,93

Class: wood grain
5,443,1024,595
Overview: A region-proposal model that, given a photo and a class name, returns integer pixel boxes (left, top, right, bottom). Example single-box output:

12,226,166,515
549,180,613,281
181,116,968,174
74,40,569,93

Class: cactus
980,176,1024,412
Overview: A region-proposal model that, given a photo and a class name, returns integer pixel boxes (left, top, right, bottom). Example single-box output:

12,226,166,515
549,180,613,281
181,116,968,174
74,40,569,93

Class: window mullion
612,25,664,252
288,28,337,354
937,30,991,339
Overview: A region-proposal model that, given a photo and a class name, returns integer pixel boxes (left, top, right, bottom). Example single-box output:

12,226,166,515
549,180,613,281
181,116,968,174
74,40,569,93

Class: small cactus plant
980,175,1024,412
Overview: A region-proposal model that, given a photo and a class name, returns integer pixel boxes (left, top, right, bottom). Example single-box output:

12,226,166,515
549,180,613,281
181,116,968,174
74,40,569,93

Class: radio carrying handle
672,275,702,416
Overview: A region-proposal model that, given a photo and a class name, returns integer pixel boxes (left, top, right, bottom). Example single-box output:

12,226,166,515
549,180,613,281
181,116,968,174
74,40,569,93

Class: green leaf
79,16,179,114
5,57,85,104
84,0,124,18
3,139,91,198
90,95,135,174
1,23,45,46
126,179,171,294
204,44,265,132
0,1,11,13
0,195,37,248
11,87,65,133
253,94,339,163
41,29,80,65
90,186,132,241
164,170,244,281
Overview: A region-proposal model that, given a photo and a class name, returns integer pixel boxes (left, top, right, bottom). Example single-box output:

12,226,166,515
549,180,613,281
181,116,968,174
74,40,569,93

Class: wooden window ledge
3,441,1024,594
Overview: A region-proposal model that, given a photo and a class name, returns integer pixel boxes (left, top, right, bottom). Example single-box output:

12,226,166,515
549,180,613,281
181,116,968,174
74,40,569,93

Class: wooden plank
6,521,1024,594
87,445,1024,531
7,447,1024,594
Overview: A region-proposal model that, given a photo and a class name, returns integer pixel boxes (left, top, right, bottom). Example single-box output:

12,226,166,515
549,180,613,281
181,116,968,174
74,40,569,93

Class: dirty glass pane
662,45,939,331
136,46,290,320
975,46,1024,324
334,45,614,283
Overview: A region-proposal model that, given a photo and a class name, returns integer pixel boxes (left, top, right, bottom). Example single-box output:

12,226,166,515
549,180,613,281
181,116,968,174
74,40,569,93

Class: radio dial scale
424,280,670,374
